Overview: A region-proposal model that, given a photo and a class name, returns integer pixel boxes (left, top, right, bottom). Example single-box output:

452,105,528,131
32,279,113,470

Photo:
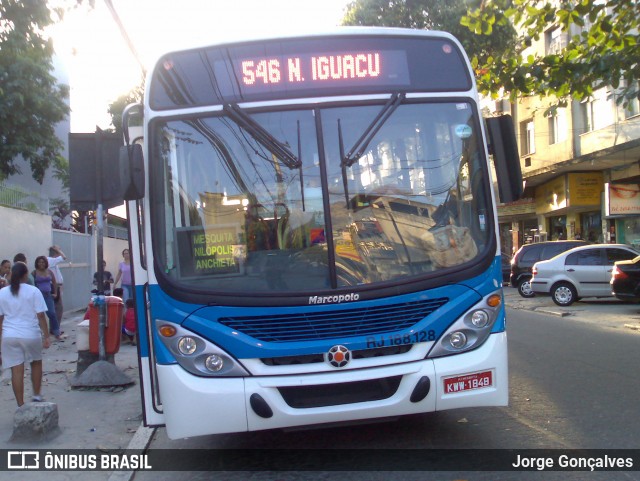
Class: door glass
579,249,603,266
606,248,637,264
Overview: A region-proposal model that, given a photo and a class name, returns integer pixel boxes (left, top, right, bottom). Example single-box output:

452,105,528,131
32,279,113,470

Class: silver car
530,244,639,306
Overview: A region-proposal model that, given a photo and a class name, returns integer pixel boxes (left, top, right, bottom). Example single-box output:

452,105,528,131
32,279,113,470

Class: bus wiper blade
224,103,301,169
341,92,405,168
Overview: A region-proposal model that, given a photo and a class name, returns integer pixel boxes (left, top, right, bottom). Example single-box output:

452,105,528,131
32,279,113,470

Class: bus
119,27,522,439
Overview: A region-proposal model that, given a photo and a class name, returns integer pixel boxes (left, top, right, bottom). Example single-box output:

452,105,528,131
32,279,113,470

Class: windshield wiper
341,92,405,168
224,103,301,169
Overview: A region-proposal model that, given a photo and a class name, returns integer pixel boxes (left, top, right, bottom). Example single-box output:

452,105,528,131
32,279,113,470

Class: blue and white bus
121,28,522,439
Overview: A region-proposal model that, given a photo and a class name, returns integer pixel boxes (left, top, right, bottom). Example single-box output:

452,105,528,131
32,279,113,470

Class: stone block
10,402,61,443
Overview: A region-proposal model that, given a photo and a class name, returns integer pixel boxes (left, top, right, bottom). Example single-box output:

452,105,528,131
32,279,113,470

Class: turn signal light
158,325,177,337
487,294,501,308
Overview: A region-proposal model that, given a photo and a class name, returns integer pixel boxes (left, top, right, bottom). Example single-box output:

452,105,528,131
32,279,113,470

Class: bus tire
517,278,535,298
552,282,577,306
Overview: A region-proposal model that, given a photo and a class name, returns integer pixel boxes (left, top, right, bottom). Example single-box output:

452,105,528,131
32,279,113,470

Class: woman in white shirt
0,262,51,407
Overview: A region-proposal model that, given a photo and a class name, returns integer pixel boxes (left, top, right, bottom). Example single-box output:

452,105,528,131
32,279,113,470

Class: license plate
443,370,493,394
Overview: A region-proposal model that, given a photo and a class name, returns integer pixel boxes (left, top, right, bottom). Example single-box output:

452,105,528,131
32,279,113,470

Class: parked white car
530,244,640,306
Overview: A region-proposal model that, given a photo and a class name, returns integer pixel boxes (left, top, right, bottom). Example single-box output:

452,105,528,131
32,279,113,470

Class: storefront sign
568,172,603,206
535,176,567,214
605,183,640,216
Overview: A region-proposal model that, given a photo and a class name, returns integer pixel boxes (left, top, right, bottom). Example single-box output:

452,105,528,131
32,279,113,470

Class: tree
462,0,640,104
107,77,144,135
0,0,70,183
341,0,516,80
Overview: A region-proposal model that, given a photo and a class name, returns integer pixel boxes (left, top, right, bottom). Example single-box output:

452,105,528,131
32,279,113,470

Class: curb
535,308,571,317
624,324,640,331
107,423,156,481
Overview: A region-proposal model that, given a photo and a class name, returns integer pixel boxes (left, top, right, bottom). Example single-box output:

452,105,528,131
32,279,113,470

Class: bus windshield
152,99,491,294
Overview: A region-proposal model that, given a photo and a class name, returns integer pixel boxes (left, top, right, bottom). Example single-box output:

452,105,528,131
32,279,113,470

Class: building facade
497,21,640,257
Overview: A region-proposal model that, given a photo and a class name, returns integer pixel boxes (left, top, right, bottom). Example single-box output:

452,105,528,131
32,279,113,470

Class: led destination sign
239,51,401,87
150,35,472,109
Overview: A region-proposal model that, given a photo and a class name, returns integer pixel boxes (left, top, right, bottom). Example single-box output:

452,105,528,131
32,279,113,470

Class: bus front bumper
156,331,508,439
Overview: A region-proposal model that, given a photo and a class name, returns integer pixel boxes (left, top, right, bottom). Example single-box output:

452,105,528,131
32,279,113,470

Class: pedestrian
33,256,62,339
0,259,10,288
13,254,34,285
47,246,68,325
93,260,114,295
0,261,51,407
114,249,133,302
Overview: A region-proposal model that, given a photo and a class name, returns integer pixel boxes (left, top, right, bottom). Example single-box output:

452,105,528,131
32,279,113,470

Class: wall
0,205,53,264
0,205,128,315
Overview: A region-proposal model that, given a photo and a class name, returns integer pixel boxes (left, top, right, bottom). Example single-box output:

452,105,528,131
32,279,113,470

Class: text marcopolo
308,293,359,304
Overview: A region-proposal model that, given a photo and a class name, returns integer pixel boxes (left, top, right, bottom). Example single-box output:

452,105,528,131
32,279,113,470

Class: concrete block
76,350,115,377
77,319,90,351
10,402,61,443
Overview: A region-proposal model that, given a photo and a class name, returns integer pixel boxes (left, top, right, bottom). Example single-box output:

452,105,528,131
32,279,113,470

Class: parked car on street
509,240,587,298
530,244,640,306
611,255,640,302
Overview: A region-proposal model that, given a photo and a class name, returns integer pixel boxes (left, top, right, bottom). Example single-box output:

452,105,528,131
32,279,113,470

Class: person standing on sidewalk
33,256,62,339
114,248,133,302
13,254,34,285
47,245,67,325
0,259,10,288
0,262,51,407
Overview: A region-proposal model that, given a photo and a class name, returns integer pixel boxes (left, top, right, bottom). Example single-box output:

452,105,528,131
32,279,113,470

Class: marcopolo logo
308,293,359,305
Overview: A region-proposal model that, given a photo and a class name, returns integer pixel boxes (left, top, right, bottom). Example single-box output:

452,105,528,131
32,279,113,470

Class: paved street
502,285,640,332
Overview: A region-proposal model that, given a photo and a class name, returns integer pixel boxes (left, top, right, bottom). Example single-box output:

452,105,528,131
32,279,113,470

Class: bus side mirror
121,144,145,200
486,115,523,203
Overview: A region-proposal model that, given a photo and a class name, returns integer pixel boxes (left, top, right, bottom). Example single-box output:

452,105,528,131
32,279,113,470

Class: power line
103,0,146,76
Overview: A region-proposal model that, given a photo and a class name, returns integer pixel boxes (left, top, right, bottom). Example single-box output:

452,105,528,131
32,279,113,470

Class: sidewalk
0,309,153,481
503,285,640,331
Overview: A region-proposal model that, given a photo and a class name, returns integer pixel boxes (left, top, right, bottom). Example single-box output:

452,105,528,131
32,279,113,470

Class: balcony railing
0,182,50,214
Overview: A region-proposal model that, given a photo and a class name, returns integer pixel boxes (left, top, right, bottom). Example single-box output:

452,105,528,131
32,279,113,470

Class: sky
51,0,353,132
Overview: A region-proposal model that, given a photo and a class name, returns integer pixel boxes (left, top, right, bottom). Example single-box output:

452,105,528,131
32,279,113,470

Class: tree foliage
342,0,640,106
341,0,516,88
462,0,640,104
107,77,144,135
0,0,70,183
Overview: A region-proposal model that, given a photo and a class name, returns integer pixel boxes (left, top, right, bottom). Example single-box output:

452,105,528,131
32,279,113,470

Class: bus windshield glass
151,99,491,294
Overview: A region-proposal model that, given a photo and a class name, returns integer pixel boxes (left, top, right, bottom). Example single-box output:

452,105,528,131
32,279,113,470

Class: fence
0,182,49,214
52,229,128,315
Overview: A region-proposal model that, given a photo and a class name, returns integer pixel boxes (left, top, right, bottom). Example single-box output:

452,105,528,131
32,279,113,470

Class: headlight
156,321,249,377
178,336,198,355
427,291,502,358
470,310,489,328
205,354,224,372
449,331,467,349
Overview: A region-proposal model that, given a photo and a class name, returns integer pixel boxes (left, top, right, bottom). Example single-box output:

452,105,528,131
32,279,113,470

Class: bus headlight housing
177,337,198,355
156,321,249,377
427,291,502,358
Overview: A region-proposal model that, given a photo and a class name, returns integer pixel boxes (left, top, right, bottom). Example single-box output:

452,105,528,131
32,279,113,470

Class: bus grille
218,298,448,342
278,376,403,408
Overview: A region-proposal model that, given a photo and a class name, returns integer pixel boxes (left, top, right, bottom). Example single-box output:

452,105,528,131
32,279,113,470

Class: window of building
546,27,566,55
548,108,567,144
520,119,535,155
581,99,595,133
581,91,615,133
